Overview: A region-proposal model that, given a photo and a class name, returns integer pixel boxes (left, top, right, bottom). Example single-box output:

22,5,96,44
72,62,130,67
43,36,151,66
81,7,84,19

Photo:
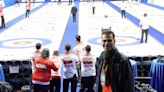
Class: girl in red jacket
32,48,58,92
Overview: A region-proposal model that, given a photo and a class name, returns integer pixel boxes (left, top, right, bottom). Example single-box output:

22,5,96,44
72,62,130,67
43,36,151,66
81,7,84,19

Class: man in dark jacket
71,6,77,22
95,30,134,92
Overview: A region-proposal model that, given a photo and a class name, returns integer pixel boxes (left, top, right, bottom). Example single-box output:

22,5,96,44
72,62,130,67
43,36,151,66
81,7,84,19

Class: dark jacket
95,49,134,92
71,6,77,16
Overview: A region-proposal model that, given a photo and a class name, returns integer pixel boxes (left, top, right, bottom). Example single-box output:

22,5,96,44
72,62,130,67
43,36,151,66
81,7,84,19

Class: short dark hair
144,13,147,17
35,43,41,50
75,35,81,41
53,50,59,55
101,30,115,39
85,45,91,52
65,44,71,51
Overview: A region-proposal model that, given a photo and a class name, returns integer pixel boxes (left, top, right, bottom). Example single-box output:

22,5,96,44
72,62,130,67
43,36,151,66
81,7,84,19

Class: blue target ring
0,38,52,49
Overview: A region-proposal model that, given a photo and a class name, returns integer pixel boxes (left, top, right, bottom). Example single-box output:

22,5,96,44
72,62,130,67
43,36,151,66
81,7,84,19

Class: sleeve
73,55,79,64
93,55,97,65
57,57,62,75
30,53,35,71
124,59,134,92
74,7,77,12
71,7,73,14
96,52,103,68
48,60,59,71
72,46,76,55
139,18,143,26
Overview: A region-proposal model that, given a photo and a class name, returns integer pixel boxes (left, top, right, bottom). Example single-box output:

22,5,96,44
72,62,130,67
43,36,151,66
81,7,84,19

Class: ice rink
0,1,164,60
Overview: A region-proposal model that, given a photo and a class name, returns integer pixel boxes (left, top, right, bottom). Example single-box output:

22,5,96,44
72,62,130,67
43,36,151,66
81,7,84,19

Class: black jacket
95,49,134,92
71,6,77,16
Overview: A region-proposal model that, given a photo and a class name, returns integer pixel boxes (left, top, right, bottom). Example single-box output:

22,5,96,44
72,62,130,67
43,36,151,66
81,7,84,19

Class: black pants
69,0,72,5
121,10,126,18
50,78,61,92
141,29,149,43
80,76,95,92
33,84,49,92
92,7,95,15
72,15,76,22
25,10,30,18
1,16,5,28
63,74,77,92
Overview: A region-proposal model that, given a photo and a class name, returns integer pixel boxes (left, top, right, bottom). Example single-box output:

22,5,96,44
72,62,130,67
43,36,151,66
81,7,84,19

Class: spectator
73,35,85,61
80,45,96,92
50,50,62,92
32,48,58,92
73,35,85,83
31,43,42,72
61,44,78,92
95,30,134,92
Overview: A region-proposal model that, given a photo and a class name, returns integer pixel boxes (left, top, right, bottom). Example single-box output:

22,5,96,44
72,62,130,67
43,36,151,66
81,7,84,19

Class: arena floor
0,1,164,61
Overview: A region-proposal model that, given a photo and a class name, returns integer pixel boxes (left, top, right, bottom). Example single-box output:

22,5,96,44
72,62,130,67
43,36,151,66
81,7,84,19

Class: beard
103,44,115,52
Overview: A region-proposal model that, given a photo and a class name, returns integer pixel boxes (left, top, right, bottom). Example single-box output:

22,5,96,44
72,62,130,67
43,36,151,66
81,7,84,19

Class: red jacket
32,57,58,83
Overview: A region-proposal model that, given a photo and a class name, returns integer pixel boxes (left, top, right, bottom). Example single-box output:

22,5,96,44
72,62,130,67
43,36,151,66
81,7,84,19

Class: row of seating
128,56,158,61
0,60,32,90
129,56,160,77
0,60,31,74
0,56,161,90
